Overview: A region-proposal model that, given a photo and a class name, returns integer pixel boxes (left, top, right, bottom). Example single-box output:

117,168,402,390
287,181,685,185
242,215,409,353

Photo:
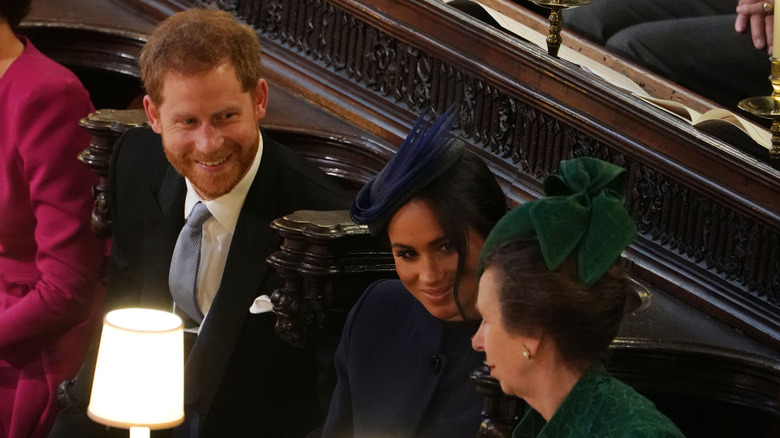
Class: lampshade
88,308,185,431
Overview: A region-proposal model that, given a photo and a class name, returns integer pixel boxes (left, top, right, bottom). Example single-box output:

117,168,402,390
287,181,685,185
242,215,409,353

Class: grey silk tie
169,202,212,324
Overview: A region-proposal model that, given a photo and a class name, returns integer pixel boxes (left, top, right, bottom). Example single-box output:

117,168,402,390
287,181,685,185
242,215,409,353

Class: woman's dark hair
1,0,31,30
412,150,508,318
483,240,629,368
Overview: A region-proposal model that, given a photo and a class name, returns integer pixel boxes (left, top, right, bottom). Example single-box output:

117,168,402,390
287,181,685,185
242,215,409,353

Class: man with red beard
49,7,350,438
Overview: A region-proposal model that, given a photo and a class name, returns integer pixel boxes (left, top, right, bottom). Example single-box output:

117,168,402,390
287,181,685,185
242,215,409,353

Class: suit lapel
142,165,186,309
157,165,186,218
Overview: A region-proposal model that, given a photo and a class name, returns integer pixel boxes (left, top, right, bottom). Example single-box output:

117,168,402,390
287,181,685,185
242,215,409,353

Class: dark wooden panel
23,0,156,108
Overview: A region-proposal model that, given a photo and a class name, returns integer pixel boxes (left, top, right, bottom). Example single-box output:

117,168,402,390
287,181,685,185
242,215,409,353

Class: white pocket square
249,295,274,314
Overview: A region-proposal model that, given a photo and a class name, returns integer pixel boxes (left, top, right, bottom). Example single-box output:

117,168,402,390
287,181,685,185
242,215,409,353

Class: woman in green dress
471,157,685,438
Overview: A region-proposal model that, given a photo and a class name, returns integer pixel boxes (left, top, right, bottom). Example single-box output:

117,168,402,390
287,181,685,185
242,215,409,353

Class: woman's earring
523,346,532,360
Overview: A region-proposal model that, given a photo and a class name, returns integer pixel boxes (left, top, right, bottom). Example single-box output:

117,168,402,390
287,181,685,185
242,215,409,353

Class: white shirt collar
183,131,264,233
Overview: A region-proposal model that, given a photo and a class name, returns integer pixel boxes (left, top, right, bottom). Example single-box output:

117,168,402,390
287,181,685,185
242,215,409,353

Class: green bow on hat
477,157,637,286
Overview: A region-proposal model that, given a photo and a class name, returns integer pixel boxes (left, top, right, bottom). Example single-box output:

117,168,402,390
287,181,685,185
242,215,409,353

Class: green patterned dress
513,367,685,438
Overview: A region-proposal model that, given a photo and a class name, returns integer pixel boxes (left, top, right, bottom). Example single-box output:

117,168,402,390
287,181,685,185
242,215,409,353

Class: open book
464,0,771,160
639,96,770,159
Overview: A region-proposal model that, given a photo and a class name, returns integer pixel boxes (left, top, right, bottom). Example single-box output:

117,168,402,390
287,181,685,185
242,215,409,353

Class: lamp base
129,426,150,438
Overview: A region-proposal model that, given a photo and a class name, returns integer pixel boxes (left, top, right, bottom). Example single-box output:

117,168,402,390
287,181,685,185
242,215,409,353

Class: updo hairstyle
482,240,630,369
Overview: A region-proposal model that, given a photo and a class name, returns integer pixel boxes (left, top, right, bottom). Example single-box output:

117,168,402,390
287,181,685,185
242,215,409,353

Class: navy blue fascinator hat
350,106,464,235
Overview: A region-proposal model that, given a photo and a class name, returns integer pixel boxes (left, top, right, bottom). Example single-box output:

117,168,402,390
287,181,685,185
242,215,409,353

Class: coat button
429,355,442,374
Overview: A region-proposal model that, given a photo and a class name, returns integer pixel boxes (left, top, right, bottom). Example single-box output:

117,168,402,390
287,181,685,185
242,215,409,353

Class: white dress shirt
180,133,263,324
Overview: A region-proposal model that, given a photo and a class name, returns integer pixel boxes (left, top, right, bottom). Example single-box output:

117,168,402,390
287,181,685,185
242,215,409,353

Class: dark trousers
564,0,770,111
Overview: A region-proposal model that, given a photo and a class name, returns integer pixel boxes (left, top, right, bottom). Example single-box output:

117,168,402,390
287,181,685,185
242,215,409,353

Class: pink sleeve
0,74,105,365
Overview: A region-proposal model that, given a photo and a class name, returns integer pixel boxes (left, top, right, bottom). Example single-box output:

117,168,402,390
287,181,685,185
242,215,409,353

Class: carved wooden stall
22,0,780,436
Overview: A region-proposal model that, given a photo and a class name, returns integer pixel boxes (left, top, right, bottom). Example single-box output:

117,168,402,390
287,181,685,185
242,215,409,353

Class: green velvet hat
476,157,636,286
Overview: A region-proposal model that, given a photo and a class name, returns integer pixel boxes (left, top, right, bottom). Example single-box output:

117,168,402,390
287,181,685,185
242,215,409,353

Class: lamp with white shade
88,308,185,438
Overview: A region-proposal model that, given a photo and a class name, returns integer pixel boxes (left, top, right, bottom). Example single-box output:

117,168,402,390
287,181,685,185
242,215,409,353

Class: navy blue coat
322,279,484,438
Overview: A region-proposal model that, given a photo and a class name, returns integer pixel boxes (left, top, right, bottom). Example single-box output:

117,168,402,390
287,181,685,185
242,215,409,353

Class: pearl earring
523,347,532,360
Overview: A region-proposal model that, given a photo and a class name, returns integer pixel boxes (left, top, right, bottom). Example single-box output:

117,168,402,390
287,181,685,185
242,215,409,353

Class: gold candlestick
529,0,594,57
738,57,780,169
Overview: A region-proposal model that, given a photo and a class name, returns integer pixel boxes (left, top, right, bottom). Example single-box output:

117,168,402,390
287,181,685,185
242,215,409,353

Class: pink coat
0,37,105,438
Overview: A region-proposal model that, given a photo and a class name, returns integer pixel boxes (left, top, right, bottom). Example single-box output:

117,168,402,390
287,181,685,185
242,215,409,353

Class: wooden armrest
78,108,149,238
267,209,396,346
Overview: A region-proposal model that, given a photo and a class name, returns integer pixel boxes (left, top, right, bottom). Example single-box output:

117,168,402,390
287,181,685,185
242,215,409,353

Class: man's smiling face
144,62,267,200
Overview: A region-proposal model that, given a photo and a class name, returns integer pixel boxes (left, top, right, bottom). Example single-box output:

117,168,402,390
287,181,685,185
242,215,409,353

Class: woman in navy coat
321,107,509,438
